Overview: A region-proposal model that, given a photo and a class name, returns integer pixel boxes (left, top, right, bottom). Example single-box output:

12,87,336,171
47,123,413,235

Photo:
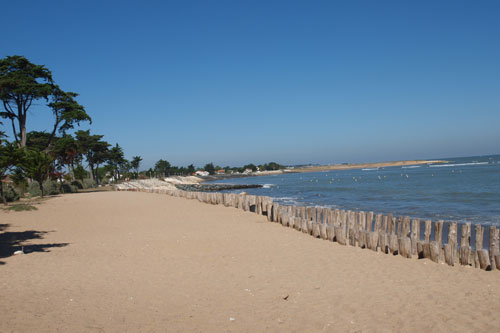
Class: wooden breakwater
116,187,500,272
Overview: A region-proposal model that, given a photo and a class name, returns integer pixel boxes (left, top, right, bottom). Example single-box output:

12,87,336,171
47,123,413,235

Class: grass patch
6,204,38,212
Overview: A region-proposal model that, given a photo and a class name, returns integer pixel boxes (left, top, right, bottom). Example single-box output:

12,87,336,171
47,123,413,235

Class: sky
1,0,499,168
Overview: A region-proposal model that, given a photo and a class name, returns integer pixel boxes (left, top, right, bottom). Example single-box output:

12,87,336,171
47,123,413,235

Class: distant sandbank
291,159,447,173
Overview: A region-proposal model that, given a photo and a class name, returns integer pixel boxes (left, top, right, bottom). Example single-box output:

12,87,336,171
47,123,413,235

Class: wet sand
0,191,498,332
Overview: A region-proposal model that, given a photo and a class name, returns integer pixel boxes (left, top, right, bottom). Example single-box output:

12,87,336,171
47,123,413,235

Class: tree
131,156,142,178
23,149,54,197
0,55,54,147
26,131,52,151
73,164,88,182
187,164,195,175
52,134,79,179
107,144,125,181
47,86,91,149
0,141,24,204
204,162,215,175
0,56,91,149
154,159,171,177
75,130,109,184
243,163,257,172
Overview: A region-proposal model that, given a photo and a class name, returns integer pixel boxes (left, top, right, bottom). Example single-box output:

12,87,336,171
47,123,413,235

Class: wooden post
367,211,374,232
424,220,432,243
382,215,388,233
429,242,440,263
475,224,483,251
358,211,366,248
477,249,491,270
489,226,499,270
367,232,379,252
445,222,457,266
402,216,411,238
299,218,306,233
411,219,420,255
375,214,382,232
326,224,335,242
255,196,262,214
435,220,444,246
398,237,412,259
320,223,328,240
313,222,321,238
389,235,399,255
459,223,472,266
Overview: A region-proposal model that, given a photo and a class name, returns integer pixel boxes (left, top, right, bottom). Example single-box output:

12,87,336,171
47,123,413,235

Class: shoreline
196,159,448,181
291,159,447,173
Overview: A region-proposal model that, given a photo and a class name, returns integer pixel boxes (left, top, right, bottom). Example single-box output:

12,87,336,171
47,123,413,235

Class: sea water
209,155,500,226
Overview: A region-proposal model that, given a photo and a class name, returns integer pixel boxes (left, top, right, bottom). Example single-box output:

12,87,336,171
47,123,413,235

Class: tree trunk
39,181,44,197
95,164,100,186
0,181,7,205
89,162,95,181
19,116,27,148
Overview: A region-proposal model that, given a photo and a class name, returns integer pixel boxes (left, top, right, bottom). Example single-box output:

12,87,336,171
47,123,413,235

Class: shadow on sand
0,224,68,265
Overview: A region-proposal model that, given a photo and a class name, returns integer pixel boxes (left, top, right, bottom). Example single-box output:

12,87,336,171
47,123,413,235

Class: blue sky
1,0,499,168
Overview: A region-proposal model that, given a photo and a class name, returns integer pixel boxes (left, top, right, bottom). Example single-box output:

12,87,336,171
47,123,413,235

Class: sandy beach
1,191,499,332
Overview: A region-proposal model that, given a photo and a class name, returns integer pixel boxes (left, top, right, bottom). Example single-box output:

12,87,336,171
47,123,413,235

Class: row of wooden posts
118,187,500,271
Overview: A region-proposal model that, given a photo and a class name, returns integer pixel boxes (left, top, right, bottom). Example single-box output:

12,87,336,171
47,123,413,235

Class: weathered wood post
424,220,432,243
435,220,444,262
477,249,491,270
489,226,499,270
444,222,457,266
459,223,472,266
335,210,347,245
411,219,420,255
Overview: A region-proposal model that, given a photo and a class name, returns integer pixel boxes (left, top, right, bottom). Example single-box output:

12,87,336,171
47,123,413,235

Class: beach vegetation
73,164,89,183
0,141,25,204
23,149,54,197
75,130,110,185
6,204,37,212
155,159,171,177
107,144,126,182
4,185,20,202
131,156,142,179
204,163,215,175
0,55,90,148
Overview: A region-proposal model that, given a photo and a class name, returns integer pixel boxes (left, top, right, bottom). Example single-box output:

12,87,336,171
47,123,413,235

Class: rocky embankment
113,176,262,192
175,183,262,192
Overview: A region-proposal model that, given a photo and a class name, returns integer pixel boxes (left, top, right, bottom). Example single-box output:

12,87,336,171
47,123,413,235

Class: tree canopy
0,55,90,148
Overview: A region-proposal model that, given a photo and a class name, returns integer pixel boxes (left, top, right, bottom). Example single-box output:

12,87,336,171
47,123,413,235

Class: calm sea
209,155,500,226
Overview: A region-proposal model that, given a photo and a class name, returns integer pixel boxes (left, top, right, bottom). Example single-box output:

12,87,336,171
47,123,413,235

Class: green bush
82,178,96,189
43,180,60,195
60,183,78,193
71,180,83,189
28,181,41,197
4,185,20,202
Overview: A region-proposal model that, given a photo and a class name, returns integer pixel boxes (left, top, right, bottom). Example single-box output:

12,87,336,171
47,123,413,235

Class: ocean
208,155,500,227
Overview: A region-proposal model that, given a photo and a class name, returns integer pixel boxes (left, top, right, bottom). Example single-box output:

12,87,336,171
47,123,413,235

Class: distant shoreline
200,159,448,181
291,159,448,173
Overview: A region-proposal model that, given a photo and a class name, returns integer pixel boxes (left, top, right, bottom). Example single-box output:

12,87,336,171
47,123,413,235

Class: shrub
60,183,78,193
28,181,41,197
82,178,96,189
43,180,60,195
4,185,20,202
71,180,83,189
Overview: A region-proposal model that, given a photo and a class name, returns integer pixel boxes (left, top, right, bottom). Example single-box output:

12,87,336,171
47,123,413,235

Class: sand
1,191,498,332
293,160,447,173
